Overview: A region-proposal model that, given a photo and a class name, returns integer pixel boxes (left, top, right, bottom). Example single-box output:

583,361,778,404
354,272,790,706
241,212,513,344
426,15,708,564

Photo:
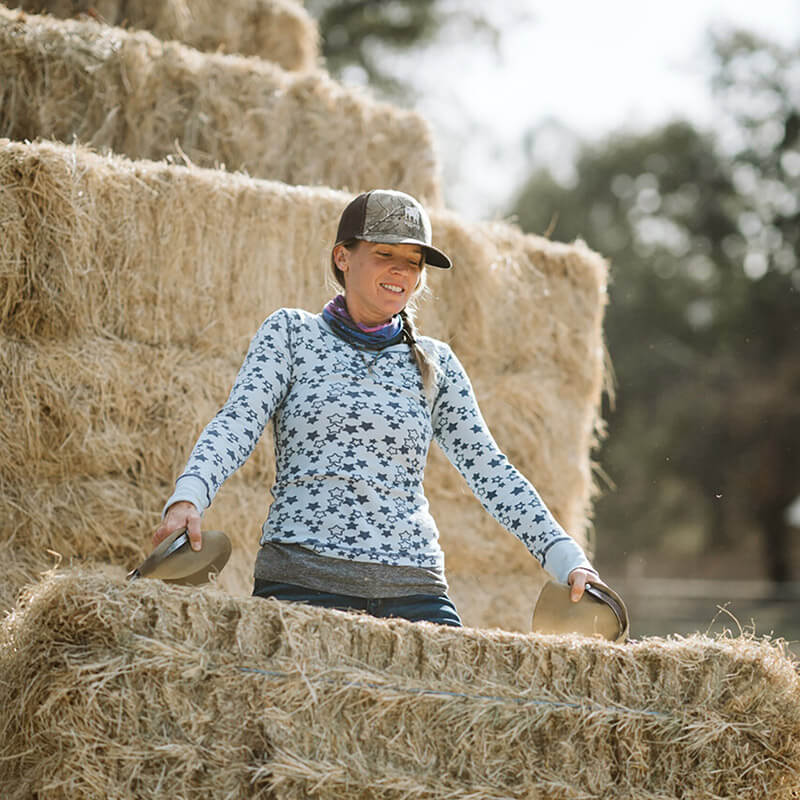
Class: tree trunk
757,503,792,583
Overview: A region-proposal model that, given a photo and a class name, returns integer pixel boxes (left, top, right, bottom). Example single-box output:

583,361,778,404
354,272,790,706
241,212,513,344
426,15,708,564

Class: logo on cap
403,206,421,226
363,193,427,241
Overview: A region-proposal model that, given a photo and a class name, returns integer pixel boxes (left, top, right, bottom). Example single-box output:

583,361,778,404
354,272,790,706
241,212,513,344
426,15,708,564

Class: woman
155,189,600,627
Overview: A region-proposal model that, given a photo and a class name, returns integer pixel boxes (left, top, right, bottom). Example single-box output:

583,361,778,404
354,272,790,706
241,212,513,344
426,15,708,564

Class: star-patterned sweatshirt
165,308,594,585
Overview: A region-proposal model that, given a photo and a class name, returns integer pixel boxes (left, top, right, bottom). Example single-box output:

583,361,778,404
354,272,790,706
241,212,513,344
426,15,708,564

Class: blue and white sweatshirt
165,308,594,584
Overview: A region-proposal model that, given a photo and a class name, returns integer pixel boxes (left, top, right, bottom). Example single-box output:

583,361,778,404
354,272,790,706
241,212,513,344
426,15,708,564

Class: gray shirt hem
254,542,449,598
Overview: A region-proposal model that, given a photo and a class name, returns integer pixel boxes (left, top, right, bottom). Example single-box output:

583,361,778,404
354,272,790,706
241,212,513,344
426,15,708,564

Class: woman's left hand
567,568,598,603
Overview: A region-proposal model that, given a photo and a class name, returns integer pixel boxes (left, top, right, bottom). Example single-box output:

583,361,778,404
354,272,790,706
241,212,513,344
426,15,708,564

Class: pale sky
374,0,800,220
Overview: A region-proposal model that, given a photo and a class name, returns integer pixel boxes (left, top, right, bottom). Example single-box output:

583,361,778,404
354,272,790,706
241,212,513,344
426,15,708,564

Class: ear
333,244,349,272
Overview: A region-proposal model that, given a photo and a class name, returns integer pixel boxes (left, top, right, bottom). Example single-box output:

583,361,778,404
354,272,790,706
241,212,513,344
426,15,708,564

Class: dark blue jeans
253,579,463,627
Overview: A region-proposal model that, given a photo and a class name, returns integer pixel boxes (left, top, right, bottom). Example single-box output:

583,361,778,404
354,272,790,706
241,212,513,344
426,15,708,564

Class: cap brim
356,233,452,269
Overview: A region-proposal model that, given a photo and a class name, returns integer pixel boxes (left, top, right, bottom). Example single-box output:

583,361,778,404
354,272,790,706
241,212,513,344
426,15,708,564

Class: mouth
379,282,405,295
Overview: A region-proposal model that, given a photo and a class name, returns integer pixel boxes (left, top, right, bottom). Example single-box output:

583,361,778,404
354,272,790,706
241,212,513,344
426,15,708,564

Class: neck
344,296,393,331
322,295,405,351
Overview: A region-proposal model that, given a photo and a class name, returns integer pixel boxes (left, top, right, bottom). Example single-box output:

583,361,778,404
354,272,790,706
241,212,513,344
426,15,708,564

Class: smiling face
333,240,424,327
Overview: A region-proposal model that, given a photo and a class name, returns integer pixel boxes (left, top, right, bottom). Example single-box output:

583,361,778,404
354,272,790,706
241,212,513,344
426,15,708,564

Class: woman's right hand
154,501,202,551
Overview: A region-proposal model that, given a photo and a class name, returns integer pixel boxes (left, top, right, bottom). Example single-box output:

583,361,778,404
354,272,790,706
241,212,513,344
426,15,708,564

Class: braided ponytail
399,306,439,405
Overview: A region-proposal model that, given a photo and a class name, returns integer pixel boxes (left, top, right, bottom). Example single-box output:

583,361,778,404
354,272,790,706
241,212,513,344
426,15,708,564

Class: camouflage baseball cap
335,189,452,269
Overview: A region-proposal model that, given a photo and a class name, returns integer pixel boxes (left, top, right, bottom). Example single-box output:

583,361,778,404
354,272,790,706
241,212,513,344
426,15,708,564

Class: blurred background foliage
306,3,800,585
304,0,505,97
512,31,800,583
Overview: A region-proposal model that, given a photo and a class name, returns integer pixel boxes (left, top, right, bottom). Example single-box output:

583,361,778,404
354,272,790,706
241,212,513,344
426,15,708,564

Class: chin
376,296,405,315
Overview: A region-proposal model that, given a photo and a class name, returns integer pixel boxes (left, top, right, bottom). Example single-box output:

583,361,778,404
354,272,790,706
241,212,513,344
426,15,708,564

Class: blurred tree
511,30,800,583
303,0,505,97
707,29,800,582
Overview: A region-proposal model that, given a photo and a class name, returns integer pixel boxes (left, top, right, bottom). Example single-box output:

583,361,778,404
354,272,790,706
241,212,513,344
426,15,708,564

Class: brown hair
330,240,439,404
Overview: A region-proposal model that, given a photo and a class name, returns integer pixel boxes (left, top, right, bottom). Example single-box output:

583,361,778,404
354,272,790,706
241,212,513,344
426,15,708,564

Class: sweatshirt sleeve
163,309,294,515
431,345,595,584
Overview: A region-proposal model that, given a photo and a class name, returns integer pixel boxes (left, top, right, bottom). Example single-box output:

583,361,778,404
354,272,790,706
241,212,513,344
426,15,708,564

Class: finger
153,521,171,546
570,572,587,603
186,514,202,551
154,509,186,545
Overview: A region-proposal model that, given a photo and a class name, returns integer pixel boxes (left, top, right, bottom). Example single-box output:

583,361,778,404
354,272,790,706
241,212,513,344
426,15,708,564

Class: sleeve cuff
161,475,210,519
542,538,596,585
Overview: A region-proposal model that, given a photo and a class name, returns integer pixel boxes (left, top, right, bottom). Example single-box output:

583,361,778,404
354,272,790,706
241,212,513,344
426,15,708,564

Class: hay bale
0,139,341,349
1,569,798,799
0,337,241,484
0,335,279,490
0,330,591,628
0,474,267,602
0,6,440,201
0,139,606,629
0,335,271,599
8,0,319,70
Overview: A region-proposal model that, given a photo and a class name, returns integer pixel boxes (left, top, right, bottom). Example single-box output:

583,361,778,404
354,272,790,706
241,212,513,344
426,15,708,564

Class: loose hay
0,6,440,201
9,0,319,70
0,539,58,612
1,569,798,799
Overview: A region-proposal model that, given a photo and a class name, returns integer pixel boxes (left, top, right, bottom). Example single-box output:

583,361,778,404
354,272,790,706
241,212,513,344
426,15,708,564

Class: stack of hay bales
1,570,799,799
0,0,607,635
0,6,441,202
0,137,607,627
1,6,606,629
2,4,799,799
